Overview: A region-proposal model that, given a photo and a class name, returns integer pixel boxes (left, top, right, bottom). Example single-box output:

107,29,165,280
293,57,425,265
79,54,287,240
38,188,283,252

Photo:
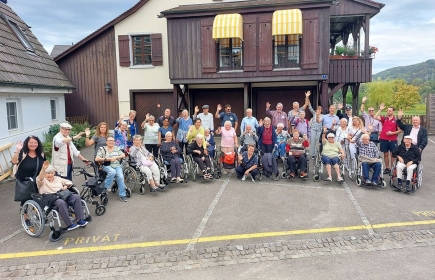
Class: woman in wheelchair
36,161,88,231
160,132,184,183
321,129,345,182
129,135,163,192
285,130,309,178
239,124,258,153
187,134,213,179
236,144,258,181
275,123,290,159
392,135,421,192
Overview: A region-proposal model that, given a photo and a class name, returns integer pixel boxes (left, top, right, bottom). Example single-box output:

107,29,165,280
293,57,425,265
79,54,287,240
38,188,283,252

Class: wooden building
160,0,384,121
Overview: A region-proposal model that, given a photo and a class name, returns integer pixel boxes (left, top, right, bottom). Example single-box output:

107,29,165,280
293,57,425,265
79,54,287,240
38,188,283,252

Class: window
218,38,243,71
50,99,57,120
132,35,152,65
273,35,300,69
6,102,18,130
0,14,34,52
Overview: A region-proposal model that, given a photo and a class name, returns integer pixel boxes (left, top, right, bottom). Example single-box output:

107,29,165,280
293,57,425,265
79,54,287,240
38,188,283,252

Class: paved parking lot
1,137,435,279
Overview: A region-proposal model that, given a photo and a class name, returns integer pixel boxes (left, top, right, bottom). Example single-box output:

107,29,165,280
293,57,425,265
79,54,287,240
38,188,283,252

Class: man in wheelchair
285,130,309,178
392,135,421,192
36,161,88,231
356,133,382,186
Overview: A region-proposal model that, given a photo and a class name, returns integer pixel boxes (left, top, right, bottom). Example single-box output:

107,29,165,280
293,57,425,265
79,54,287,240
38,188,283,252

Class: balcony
328,57,373,84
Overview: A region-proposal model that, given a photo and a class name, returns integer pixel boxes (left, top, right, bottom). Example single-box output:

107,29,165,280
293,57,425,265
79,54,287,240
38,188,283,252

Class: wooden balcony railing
328,57,372,84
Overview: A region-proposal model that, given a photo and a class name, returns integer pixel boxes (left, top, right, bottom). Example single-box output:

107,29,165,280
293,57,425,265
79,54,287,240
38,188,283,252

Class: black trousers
286,154,307,173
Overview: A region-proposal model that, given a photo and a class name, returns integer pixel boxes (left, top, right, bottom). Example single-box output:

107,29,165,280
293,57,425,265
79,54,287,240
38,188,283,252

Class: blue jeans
277,142,286,157
321,155,340,165
102,166,126,197
362,162,381,183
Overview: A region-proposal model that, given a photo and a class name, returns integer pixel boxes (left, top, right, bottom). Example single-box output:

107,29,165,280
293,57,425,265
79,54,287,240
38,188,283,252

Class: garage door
191,88,244,131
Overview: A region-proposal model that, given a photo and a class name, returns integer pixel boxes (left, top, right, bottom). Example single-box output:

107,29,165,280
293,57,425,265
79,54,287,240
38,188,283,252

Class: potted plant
330,45,346,59
360,46,379,58
344,46,357,58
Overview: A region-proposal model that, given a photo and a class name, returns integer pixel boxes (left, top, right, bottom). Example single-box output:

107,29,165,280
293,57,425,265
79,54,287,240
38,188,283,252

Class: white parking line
0,229,23,244
186,173,231,250
428,139,435,144
343,181,375,235
256,180,345,190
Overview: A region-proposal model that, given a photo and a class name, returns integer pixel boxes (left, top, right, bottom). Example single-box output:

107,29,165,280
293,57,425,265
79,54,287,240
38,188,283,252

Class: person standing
266,102,288,130
85,122,108,158
141,114,160,158
193,105,214,132
397,109,427,153
215,104,238,132
306,92,323,159
240,108,259,135
287,92,309,130
336,103,352,124
175,110,192,153
52,122,88,180
115,110,138,147
373,103,402,174
157,109,176,127
360,96,382,145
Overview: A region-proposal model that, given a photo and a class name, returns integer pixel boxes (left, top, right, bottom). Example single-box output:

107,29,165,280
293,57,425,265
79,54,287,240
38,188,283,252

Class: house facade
54,0,383,132
0,0,73,175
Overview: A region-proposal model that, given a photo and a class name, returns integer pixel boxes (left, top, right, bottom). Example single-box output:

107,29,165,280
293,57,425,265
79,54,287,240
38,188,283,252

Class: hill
373,59,435,83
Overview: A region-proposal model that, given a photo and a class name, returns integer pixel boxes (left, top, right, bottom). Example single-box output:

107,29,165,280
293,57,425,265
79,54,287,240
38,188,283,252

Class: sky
6,0,435,74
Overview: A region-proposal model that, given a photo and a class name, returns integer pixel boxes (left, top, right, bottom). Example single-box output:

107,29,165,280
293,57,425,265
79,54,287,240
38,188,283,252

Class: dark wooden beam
328,82,345,98
351,83,360,111
364,15,370,58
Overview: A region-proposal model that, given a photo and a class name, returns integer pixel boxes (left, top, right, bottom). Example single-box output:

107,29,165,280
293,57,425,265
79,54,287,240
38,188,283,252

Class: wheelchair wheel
313,174,320,182
356,177,362,187
181,162,189,181
49,230,62,242
123,166,139,192
348,158,357,180
281,171,287,179
190,165,197,182
101,193,108,206
381,180,387,189
139,185,146,195
21,200,45,237
95,205,106,216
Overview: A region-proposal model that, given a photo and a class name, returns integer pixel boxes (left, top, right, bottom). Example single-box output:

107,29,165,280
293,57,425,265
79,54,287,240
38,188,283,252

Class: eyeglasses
106,140,114,142
368,110,374,112
62,128,71,131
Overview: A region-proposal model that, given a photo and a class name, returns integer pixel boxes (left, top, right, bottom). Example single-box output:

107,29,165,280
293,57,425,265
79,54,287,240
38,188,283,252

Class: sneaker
397,181,403,189
251,177,255,182
170,178,177,183
289,173,295,178
365,179,372,185
300,171,307,178
67,223,79,231
311,156,315,160
176,178,184,183
77,219,88,227
383,168,390,174
119,196,127,202
324,177,332,182
158,184,166,190
405,181,411,192
241,175,246,181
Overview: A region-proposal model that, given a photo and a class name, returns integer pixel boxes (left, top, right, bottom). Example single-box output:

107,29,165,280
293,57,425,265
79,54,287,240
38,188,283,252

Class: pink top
221,127,236,148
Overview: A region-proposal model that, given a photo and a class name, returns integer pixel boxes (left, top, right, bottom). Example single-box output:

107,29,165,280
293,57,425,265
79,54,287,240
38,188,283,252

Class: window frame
130,34,152,67
217,38,243,72
0,14,34,53
6,101,18,131
272,34,302,69
50,99,57,120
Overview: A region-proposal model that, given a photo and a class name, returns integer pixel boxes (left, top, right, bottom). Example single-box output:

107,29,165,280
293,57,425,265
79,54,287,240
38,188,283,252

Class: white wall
114,0,210,115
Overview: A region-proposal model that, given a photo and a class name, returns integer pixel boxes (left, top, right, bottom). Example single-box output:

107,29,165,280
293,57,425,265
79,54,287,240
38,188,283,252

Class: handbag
57,189,73,200
141,159,153,167
370,132,379,141
14,156,40,202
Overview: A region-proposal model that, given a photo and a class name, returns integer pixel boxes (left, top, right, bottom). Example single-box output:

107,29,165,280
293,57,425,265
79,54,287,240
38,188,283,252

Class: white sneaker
241,175,246,181
251,177,255,182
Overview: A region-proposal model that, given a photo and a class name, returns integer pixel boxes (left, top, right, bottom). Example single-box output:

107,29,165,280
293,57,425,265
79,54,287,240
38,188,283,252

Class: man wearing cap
392,135,421,192
397,109,427,153
193,105,214,131
360,96,382,145
336,103,353,124
240,108,258,135
52,122,88,180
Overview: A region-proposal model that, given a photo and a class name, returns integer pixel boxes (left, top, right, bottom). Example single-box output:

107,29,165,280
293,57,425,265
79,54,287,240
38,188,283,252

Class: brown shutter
301,18,319,69
151,33,163,66
201,18,217,73
243,15,257,72
118,35,130,67
258,15,273,71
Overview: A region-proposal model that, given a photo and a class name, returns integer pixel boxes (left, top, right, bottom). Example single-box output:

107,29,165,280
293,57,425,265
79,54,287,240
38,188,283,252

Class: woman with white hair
176,109,193,153
36,161,88,231
335,118,350,149
275,122,290,158
258,117,277,154
187,134,212,179
141,114,160,158
160,132,184,183
215,120,238,153
321,127,345,182
114,120,129,150
115,110,138,147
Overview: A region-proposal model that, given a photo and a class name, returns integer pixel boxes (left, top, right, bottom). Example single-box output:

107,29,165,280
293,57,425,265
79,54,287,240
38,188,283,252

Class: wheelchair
185,153,216,181
121,153,151,195
73,161,108,216
312,152,345,183
281,149,310,180
354,148,386,188
216,146,238,177
20,186,91,242
389,160,423,193
343,139,357,180
156,154,189,184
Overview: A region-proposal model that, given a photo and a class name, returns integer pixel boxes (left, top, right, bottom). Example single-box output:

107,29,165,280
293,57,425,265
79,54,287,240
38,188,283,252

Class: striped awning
272,9,303,36
212,14,243,40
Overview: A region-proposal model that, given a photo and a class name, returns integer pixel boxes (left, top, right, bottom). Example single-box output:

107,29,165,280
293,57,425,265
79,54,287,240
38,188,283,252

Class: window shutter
301,18,319,69
118,35,130,67
201,19,217,73
258,15,273,71
243,15,257,72
151,33,163,66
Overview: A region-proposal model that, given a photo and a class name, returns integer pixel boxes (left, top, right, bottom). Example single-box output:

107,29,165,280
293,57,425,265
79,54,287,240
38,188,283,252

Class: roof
50,45,72,58
54,0,149,62
0,2,73,89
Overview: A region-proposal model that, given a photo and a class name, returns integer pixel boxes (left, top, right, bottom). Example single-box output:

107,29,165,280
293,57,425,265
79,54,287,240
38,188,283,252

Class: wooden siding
56,28,119,126
330,0,381,16
328,58,372,84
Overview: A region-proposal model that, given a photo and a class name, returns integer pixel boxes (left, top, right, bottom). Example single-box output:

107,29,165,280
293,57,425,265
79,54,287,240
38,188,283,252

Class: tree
362,78,394,109
391,79,421,110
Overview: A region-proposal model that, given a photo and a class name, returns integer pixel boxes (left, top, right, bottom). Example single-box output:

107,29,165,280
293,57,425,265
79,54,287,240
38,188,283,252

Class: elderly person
288,92,309,130
336,103,353,124
160,132,183,183
187,118,206,147
115,110,138,147
348,116,364,159
397,109,427,153
356,134,382,186
215,104,238,131
85,122,108,158
236,144,259,182
158,117,174,146
114,121,129,150
285,131,309,178
392,135,421,192
95,135,128,201
360,96,382,144
239,124,259,152
306,92,323,158
216,121,238,153
187,134,212,179
36,161,88,231
129,135,163,192
52,122,88,180
205,129,216,159
266,102,288,130
335,118,350,148
240,108,259,135
275,123,290,158
175,109,193,153
258,117,277,154
157,109,176,127
193,105,214,131
321,128,345,182
141,114,160,158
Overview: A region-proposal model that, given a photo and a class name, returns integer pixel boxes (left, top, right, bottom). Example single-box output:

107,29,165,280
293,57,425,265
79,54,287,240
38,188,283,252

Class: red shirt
262,127,273,145
67,143,72,164
379,116,398,141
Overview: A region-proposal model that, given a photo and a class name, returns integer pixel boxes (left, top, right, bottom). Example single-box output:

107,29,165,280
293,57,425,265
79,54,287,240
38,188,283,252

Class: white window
50,99,57,120
0,14,34,52
6,102,18,130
